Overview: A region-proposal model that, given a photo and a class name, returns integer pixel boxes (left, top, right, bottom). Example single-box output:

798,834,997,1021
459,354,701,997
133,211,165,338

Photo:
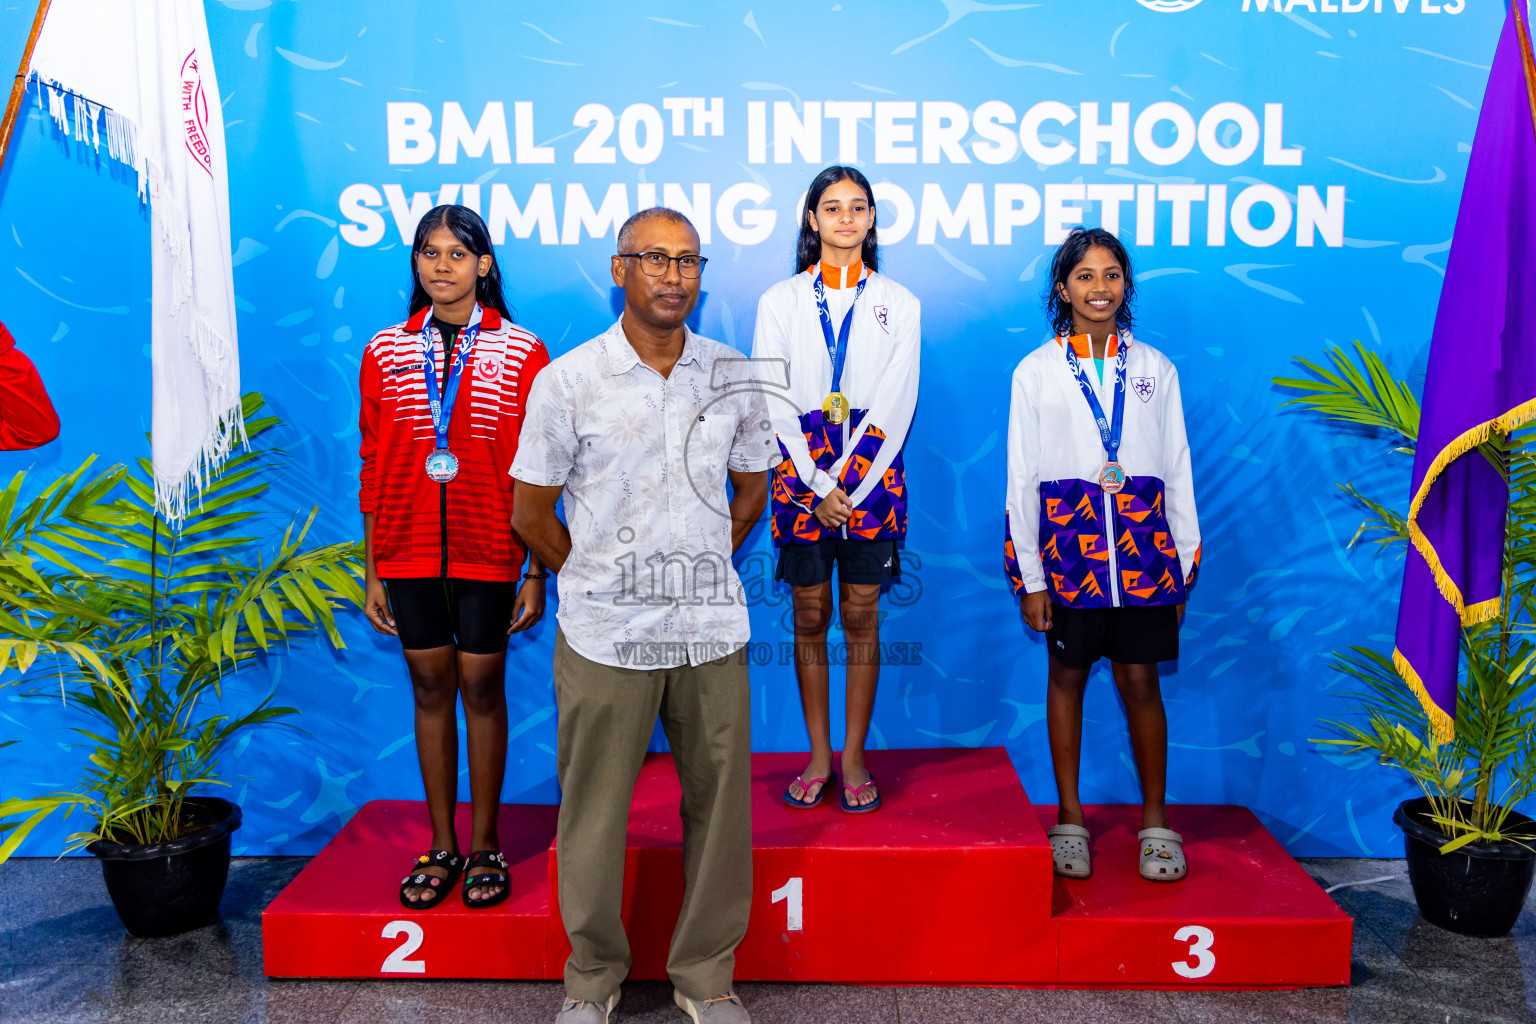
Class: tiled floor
0,856,1532,1022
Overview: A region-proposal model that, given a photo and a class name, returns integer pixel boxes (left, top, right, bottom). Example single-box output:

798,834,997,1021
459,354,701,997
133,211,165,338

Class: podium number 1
771,877,803,931
382,920,426,974
1172,925,1215,979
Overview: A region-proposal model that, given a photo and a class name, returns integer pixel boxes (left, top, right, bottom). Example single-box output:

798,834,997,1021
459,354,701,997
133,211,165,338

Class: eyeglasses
618,251,708,278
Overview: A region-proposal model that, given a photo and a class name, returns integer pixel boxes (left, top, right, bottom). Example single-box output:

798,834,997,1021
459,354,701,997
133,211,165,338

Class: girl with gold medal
751,166,921,814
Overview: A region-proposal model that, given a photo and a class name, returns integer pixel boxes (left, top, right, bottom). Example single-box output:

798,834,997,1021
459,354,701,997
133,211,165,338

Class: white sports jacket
750,263,921,544
1004,333,1201,608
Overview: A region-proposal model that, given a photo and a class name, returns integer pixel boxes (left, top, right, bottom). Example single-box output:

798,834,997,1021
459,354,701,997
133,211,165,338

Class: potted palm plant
0,394,364,937
1277,345,1536,937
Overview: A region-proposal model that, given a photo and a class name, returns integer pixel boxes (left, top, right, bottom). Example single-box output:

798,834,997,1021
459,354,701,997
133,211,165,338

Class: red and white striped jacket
0,322,59,451
359,305,549,582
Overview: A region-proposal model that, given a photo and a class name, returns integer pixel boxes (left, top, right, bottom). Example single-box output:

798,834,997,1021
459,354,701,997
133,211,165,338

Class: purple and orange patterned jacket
1004,333,1201,608
752,264,921,545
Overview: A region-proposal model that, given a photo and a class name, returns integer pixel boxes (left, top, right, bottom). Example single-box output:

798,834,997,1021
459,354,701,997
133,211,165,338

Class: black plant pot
1394,797,1536,938
87,797,242,938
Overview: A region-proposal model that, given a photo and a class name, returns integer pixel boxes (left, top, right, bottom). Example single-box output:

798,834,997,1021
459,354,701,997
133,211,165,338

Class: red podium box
1038,805,1353,989
262,802,558,980
262,747,1351,989
558,746,1056,985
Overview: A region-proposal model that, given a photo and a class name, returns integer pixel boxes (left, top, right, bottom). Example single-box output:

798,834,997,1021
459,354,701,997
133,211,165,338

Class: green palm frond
1340,482,1410,552
0,393,364,857
1275,341,1421,448
1280,346,1536,845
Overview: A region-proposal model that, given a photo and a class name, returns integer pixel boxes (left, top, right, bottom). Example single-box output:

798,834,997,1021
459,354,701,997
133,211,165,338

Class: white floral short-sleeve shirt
510,318,780,669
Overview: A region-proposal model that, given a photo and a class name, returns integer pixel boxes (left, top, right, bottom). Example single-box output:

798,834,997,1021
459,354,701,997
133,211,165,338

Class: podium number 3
382,920,426,974
1172,925,1215,979
771,877,803,931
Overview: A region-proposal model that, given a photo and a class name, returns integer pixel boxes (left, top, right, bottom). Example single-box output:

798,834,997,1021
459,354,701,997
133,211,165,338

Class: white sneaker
555,991,620,1023
674,989,750,1023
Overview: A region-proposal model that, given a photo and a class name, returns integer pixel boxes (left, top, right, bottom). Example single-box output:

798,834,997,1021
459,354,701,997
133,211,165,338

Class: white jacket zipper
840,415,850,540
1096,363,1120,607
1104,489,1119,607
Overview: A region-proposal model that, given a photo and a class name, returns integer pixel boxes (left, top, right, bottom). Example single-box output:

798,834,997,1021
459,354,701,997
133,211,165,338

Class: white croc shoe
1047,823,1092,879
1138,827,1187,882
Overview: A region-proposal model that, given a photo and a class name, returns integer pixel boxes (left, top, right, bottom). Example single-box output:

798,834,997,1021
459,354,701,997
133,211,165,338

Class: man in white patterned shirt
512,208,776,1024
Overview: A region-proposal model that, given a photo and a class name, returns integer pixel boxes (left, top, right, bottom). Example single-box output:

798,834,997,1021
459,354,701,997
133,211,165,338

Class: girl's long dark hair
795,165,879,274
1044,227,1136,338
407,205,514,321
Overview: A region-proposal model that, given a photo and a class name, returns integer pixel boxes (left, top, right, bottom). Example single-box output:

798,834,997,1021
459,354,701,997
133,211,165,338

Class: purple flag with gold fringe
1393,2,1536,741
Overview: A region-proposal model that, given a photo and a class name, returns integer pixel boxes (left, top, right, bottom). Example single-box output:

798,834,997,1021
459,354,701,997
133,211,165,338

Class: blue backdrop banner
0,0,1504,857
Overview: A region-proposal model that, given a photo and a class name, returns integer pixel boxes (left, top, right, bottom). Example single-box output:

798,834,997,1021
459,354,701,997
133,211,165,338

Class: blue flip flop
841,776,882,814
782,771,836,810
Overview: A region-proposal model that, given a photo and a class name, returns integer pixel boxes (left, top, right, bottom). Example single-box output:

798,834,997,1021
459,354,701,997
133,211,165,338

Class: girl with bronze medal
751,167,922,814
1004,228,1202,882
359,206,552,909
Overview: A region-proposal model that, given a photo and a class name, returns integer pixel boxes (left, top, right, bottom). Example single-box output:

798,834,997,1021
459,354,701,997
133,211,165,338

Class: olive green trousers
553,630,752,1004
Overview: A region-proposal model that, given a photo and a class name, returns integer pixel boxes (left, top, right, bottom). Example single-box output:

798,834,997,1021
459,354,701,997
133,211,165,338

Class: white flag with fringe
30,0,242,523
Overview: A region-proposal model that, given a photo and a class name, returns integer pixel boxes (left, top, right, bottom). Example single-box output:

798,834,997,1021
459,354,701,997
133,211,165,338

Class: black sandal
462,850,511,909
398,849,464,910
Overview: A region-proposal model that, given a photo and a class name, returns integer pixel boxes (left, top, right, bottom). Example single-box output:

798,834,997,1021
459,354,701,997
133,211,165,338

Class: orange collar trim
817,261,865,290
1058,333,1120,359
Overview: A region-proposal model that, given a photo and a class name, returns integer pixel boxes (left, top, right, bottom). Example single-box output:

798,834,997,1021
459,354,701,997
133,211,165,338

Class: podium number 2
771,877,803,931
1172,925,1215,979
382,920,426,974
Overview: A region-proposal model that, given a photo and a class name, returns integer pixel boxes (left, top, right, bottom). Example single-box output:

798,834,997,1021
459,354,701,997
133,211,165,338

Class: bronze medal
1099,461,1126,494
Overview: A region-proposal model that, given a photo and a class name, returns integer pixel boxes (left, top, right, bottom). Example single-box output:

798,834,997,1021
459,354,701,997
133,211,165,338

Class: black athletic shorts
776,537,901,587
383,577,517,655
1045,603,1180,669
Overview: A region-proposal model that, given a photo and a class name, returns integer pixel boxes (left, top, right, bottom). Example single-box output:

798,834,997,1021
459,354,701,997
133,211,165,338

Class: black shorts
1046,603,1180,669
776,537,901,588
383,578,517,655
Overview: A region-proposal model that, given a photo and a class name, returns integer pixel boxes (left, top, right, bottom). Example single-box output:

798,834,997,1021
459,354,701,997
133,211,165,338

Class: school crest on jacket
1003,333,1201,609
750,269,921,545
358,306,550,581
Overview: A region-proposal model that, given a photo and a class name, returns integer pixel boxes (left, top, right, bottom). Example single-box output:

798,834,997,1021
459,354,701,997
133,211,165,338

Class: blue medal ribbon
421,302,484,455
1064,336,1129,466
813,269,867,396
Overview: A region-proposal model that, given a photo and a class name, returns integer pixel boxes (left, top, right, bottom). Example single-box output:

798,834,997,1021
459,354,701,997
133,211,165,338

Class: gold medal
823,392,849,425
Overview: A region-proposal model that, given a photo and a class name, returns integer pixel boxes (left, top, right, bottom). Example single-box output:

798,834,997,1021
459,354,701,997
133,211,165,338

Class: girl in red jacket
359,205,551,909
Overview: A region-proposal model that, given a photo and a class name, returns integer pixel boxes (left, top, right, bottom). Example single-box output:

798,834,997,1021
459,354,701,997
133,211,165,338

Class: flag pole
0,0,53,176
